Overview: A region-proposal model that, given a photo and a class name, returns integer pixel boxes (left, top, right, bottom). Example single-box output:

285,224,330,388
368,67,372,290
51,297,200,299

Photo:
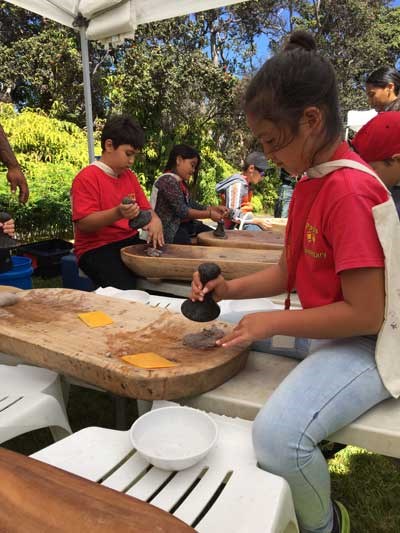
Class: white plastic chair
32,401,299,533
0,364,72,443
345,109,377,140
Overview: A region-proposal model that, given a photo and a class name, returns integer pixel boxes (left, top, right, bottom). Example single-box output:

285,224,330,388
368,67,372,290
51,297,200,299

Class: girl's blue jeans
252,336,390,533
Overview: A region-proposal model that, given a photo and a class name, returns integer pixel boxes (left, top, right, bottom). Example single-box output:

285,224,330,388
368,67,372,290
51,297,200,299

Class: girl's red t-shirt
290,142,388,309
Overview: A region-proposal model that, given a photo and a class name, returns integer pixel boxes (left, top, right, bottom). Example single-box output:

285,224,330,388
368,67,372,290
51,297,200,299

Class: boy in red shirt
71,115,163,289
352,110,400,216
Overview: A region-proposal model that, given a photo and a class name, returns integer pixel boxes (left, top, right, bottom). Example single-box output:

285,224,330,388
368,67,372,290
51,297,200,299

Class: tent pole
79,26,95,163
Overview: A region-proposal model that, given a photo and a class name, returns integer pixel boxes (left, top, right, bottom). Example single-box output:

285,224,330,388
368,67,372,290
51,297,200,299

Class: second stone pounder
122,196,152,229
181,262,221,322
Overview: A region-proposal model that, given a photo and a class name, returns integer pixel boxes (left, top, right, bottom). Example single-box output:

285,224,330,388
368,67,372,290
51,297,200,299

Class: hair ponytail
282,30,317,52
244,31,342,164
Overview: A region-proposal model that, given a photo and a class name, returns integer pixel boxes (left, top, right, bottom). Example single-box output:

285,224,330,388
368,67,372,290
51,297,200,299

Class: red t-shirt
71,164,151,260
290,142,387,309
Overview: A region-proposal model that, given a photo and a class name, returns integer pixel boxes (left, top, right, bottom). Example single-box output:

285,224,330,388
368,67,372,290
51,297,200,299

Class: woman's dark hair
366,66,400,96
244,31,342,165
164,144,201,179
101,114,145,151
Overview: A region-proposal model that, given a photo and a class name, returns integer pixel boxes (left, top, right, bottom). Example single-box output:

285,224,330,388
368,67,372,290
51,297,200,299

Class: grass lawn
3,274,400,532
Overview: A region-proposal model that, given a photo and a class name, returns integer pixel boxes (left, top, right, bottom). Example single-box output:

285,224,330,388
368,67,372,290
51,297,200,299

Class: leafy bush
0,104,280,240
0,104,89,241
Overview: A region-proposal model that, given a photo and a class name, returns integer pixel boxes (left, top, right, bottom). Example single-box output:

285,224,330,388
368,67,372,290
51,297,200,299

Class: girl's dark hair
101,114,145,150
366,66,400,96
244,30,342,165
164,144,201,179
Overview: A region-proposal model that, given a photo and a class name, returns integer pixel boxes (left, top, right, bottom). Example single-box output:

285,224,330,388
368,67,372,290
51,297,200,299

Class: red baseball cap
352,111,400,163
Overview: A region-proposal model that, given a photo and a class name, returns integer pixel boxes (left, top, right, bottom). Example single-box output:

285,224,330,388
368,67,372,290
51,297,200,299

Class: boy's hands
190,269,229,303
144,213,164,248
118,200,140,220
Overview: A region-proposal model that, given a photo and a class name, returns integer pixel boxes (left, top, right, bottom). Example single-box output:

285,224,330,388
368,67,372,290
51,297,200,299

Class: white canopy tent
4,0,248,161
344,109,377,140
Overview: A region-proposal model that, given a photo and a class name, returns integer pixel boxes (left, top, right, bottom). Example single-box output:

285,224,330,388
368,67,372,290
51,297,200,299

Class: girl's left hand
216,312,272,348
210,206,228,222
0,218,15,237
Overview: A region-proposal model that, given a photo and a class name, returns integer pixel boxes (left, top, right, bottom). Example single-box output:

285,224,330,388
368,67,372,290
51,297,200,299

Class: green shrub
0,104,281,240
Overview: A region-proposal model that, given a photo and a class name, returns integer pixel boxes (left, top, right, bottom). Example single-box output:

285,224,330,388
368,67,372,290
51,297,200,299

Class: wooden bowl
197,230,284,250
121,244,281,281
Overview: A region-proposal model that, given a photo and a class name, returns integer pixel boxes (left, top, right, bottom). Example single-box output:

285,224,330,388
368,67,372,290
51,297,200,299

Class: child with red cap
352,110,400,215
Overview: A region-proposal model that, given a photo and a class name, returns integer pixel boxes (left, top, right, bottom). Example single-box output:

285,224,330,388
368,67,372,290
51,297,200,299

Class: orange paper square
121,352,177,369
78,311,114,328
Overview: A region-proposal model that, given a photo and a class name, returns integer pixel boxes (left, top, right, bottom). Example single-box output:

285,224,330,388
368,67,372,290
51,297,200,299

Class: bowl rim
129,406,218,461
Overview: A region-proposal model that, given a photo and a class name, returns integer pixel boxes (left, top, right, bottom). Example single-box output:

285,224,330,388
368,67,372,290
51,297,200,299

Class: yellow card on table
78,311,114,328
121,352,177,369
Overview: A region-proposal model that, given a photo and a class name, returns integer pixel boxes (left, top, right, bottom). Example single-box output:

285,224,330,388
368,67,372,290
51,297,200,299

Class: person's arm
249,217,272,230
219,266,385,348
0,124,29,203
191,249,288,302
0,218,15,237
143,211,164,248
76,201,140,233
187,205,228,222
225,181,243,210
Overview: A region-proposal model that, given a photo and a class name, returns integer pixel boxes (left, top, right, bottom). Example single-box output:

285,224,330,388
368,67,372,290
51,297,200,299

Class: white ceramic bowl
130,406,218,471
112,289,150,304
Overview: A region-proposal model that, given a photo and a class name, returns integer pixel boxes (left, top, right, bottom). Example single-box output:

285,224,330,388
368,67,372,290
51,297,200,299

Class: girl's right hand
190,270,229,302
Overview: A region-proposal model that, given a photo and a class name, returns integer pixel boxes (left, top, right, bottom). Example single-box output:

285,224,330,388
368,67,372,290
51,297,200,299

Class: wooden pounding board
0,288,249,400
197,229,284,250
0,448,194,533
121,243,281,281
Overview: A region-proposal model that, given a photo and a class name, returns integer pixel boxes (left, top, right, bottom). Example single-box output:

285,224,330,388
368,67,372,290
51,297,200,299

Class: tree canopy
0,0,399,223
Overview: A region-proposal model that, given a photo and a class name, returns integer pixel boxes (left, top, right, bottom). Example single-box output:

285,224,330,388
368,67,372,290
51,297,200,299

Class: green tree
288,1,400,115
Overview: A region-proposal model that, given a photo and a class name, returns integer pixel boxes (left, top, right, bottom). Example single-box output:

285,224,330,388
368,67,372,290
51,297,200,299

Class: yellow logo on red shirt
305,222,318,244
304,222,327,259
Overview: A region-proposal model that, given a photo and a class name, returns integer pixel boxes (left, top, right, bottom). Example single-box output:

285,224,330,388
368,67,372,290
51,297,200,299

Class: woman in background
366,65,400,111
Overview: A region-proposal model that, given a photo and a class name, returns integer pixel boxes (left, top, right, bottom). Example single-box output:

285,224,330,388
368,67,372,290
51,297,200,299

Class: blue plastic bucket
0,256,33,289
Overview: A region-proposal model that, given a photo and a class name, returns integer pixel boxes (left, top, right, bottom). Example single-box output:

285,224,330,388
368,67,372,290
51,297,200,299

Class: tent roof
5,0,248,41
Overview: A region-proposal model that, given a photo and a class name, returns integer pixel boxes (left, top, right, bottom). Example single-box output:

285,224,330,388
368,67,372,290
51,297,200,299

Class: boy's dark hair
243,31,342,165
101,115,145,151
366,66,400,96
164,144,201,179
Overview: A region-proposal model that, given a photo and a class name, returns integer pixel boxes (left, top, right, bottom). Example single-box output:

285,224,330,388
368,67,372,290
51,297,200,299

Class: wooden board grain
197,229,284,250
0,448,194,533
121,243,281,281
0,288,249,400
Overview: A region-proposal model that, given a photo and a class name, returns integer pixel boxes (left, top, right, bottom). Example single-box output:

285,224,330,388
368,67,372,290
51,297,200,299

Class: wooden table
197,229,284,250
0,448,194,532
0,288,249,400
